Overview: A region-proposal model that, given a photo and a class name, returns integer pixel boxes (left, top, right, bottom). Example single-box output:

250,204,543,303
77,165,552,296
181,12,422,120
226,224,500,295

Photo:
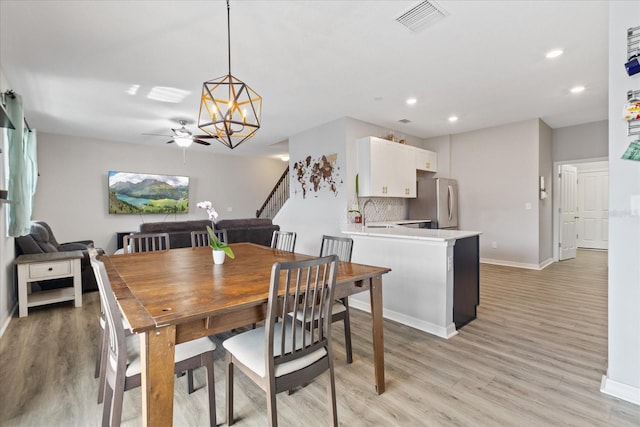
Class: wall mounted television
108,171,189,214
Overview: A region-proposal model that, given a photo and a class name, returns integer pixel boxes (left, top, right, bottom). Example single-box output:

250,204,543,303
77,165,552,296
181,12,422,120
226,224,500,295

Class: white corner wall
274,118,349,256
33,132,285,254
600,0,640,405
275,116,424,256
450,119,541,268
538,120,553,264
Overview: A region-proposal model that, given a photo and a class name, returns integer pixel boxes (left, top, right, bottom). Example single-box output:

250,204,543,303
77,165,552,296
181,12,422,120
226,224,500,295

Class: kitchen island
343,223,481,339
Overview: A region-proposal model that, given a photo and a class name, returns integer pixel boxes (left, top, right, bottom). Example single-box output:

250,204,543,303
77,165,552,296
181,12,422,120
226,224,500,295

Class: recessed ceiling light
545,49,564,59
448,116,458,122
570,85,585,94
280,155,290,162
406,97,417,105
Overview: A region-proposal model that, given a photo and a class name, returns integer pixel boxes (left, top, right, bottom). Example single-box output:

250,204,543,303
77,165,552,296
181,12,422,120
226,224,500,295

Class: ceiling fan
144,120,217,147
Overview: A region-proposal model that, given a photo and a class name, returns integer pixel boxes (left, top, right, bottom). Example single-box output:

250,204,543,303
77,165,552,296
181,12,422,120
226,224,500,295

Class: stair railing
256,166,289,219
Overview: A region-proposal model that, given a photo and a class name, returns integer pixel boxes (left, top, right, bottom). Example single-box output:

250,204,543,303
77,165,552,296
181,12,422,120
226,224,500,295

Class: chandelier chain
227,0,231,76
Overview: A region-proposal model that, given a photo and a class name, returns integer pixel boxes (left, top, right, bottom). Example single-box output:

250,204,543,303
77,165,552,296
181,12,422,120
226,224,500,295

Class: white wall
450,119,541,267
33,132,285,254
553,120,608,162
275,117,423,256
539,120,553,264
600,0,640,405
0,66,16,335
275,118,349,256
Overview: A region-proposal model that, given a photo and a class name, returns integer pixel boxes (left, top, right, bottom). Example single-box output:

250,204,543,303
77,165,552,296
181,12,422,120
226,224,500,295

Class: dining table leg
369,275,385,394
140,325,177,426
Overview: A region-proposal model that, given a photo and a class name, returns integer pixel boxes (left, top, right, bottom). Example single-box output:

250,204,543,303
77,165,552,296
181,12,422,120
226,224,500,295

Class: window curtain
4,92,37,237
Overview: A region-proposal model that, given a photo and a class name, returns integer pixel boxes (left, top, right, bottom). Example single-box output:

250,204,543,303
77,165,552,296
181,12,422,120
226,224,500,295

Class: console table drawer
29,260,72,279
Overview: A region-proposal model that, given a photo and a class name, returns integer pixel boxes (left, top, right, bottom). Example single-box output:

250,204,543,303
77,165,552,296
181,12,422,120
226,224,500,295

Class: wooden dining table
104,242,391,426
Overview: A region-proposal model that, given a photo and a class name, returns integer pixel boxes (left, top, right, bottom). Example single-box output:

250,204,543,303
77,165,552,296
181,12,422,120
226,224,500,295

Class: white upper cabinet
415,147,438,172
357,137,417,198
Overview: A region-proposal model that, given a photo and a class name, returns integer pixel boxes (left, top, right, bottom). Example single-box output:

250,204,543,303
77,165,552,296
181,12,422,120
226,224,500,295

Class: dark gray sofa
215,218,280,247
15,221,105,292
138,218,279,248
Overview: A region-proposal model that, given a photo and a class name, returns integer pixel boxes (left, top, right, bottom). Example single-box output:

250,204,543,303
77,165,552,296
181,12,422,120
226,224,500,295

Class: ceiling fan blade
166,140,175,144
143,132,172,137
192,134,218,139
193,139,212,146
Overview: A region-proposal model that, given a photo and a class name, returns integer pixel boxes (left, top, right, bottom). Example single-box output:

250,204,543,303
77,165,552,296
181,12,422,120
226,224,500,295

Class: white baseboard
600,374,640,406
349,299,457,339
538,257,554,270
0,302,17,338
481,257,554,270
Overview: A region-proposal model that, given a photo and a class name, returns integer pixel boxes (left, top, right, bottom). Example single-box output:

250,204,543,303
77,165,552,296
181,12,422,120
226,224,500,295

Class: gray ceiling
0,1,608,158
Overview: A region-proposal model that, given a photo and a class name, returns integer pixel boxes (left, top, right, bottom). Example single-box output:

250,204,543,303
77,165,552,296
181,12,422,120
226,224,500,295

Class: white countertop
343,222,481,242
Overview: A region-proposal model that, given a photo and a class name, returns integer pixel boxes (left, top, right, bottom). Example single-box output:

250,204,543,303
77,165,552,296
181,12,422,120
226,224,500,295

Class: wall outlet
491,241,498,248
525,202,532,210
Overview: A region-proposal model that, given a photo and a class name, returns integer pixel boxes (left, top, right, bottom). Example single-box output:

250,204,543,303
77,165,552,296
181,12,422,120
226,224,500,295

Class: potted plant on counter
207,225,235,264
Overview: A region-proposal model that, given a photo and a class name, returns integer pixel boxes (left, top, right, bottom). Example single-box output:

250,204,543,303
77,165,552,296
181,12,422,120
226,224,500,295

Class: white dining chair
190,229,228,247
122,232,170,253
318,235,354,363
223,255,339,427
270,230,296,252
90,257,217,427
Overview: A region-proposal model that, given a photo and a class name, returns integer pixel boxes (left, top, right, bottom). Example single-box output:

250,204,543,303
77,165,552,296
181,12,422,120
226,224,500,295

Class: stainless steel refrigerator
408,178,459,229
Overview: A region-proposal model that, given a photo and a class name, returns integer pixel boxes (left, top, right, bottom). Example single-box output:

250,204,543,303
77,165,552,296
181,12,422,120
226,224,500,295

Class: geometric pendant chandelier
198,0,262,149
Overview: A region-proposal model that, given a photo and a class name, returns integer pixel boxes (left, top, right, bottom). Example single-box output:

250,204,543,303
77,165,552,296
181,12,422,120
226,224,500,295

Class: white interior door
577,169,609,249
559,164,578,260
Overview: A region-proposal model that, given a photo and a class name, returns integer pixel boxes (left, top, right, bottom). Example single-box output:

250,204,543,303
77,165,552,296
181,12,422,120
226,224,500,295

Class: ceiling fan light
174,136,193,147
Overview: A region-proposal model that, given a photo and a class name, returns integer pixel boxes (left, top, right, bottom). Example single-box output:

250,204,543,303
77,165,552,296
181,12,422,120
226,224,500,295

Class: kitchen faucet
361,198,378,227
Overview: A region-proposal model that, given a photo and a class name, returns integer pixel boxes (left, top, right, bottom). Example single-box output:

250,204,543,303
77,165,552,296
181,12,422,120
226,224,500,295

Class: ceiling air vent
398,119,412,124
395,1,448,33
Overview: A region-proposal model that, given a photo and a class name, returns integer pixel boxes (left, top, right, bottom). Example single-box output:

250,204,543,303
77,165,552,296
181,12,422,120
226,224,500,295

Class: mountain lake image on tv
108,171,189,214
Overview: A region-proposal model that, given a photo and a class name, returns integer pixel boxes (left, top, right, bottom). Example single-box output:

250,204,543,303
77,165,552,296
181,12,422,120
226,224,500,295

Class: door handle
448,185,454,221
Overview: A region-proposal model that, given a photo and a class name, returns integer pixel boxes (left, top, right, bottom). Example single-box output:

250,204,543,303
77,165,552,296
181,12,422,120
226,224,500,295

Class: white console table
15,251,83,317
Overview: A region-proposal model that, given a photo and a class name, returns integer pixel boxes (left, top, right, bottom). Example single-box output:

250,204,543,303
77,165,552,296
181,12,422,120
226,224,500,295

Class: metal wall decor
626,90,640,137
625,26,640,76
198,0,262,149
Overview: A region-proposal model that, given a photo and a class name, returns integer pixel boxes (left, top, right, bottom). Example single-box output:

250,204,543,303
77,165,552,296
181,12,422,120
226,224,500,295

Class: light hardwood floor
1,249,639,426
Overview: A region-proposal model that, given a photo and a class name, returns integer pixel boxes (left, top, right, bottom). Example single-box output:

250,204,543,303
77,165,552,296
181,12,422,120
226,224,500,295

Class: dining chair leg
326,362,338,427
101,383,114,427
187,369,195,394
226,353,235,426
203,353,216,427
95,321,104,378
97,326,108,403
110,376,126,427
266,380,278,427
341,298,353,364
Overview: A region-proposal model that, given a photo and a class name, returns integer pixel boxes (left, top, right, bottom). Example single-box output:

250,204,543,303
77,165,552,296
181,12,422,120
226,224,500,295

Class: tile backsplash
358,197,407,222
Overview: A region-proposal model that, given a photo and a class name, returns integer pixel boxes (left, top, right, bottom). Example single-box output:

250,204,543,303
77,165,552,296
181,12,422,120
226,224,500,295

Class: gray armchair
15,221,104,292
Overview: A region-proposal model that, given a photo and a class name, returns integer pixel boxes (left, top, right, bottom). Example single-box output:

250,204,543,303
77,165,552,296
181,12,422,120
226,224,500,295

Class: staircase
256,166,289,219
